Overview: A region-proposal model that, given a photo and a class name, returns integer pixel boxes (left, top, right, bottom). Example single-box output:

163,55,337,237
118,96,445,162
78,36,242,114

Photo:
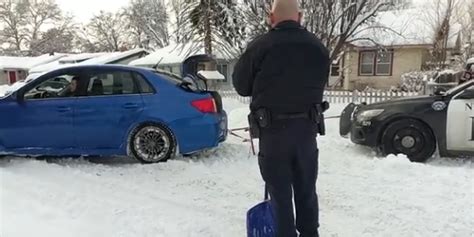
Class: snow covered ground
1,98,473,237
0,85,9,97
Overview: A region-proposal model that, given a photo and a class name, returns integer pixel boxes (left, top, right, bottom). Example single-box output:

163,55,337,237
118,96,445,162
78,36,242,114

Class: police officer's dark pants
258,118,319,237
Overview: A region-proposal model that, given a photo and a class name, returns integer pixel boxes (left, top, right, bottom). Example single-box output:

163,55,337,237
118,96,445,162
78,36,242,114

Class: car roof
50,64,183,79
53,64,154,73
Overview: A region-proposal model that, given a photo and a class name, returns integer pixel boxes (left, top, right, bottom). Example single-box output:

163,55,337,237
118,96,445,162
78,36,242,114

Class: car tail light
191,98,217,113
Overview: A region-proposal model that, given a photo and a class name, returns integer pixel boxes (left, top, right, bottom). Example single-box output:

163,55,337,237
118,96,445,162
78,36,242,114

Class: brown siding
343,47,427,90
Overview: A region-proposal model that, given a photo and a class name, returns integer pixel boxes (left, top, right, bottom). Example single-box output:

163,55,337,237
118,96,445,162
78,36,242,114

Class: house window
331,63,340,76
359,50,393,76
360,52,376,75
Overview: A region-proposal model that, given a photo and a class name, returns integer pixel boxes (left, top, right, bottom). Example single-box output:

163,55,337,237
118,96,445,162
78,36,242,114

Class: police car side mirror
434,87,447,96
457,90,474,100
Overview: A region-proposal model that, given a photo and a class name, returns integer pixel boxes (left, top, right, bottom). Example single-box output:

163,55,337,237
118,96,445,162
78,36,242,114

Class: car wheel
381,119,436,162
130,124,176,163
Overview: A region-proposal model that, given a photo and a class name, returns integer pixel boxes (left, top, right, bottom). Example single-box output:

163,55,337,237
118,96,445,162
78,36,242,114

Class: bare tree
24,0,62,50
0,0,68,55
451,0,473,63
469,0,474,57
75,26,100,52
85,11,130,52
240,0,272,42
425,0,457,68
300,0,405,61
124,0,169,49
0,0,28,52
29,15,76,55
420,0,471,68
238,0,406,62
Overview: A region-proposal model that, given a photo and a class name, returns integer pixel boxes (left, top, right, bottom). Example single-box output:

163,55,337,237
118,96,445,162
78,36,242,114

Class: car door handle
57,106,71,113
122,103,139,109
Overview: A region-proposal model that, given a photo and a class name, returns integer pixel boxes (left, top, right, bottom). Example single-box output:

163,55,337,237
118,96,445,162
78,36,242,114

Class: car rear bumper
169,111,228,154
217,111,228,142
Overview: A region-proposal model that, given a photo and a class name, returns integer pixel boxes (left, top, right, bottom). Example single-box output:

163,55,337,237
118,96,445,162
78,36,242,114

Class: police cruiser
340,80,474,162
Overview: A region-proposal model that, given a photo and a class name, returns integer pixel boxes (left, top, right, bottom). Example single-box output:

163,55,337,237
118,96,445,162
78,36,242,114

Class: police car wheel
381,119,436,163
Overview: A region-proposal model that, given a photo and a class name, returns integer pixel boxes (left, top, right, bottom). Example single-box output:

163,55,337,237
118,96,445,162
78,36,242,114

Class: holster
248,108,271,139
310,101,329,136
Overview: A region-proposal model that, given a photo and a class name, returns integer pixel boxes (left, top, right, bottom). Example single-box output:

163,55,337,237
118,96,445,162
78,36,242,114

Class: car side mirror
457,90,474,100
434,87,447,96
15,89,25,103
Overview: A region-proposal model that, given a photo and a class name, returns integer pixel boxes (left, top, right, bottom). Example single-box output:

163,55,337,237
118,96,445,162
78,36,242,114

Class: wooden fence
219,90,421,105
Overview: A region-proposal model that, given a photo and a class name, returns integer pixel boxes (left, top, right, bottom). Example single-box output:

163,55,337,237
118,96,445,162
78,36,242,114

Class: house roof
29,52,108,74
0,54,66,70
80,48,148,65
467,57,474,65
350,8,462,48
28,48,148,75
129,43,233,67
58,53,108,63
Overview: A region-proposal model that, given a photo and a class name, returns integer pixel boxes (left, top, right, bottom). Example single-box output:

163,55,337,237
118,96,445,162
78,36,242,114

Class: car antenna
153,57,164,70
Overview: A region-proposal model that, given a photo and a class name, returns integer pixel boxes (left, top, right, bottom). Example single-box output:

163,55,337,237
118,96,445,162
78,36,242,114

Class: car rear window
153,71,182,85
151,69,203,92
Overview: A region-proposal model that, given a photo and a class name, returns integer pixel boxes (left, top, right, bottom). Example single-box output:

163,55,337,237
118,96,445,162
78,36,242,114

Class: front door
8,71,17,84
447,84,474,152
73,69,145,150
0,70,78,150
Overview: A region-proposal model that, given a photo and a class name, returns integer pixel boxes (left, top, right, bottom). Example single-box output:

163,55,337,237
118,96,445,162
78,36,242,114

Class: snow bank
0,84,9,97
1,99,472,237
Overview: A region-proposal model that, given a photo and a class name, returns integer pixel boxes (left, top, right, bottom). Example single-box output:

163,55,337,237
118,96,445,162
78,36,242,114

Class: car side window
134,73,155,94
24,73,79,100
456,85,474,100
86,71,140,96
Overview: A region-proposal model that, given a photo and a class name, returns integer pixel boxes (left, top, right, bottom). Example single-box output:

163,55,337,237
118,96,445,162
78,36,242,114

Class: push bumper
339,103,379,147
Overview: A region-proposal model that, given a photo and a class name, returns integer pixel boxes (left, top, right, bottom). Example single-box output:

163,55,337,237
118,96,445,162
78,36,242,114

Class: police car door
447,84,474,152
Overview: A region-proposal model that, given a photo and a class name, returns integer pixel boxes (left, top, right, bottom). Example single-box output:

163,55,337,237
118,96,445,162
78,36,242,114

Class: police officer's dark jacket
232,20,330,114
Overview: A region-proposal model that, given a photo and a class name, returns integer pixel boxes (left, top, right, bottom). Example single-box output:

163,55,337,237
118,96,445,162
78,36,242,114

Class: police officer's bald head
270,0,302,27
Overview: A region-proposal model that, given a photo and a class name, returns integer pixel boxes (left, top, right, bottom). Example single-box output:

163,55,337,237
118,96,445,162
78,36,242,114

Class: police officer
232,0,330,236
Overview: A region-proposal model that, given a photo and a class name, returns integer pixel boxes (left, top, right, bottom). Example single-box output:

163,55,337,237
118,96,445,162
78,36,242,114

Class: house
335,8,463,91
129,43,236,89
0,53,66,85
27,48,149,80
28,52,108,77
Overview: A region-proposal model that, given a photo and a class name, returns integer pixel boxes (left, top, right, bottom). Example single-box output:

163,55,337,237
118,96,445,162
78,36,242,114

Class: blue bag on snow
246,186,276,237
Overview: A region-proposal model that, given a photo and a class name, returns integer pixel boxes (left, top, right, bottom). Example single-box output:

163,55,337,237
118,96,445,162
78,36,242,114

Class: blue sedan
0,65,228,163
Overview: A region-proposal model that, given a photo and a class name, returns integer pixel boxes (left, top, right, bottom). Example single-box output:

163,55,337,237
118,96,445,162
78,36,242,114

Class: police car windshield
446,81,473,95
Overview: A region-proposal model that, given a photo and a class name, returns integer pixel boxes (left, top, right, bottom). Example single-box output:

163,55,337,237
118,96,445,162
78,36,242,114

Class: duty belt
248,102,329,137
274,112,311,120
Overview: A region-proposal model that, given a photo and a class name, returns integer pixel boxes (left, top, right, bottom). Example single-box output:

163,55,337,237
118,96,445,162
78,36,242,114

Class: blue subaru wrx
0,65,228,163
